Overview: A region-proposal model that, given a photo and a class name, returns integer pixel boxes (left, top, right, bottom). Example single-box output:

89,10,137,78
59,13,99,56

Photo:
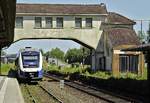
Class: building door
99,57,106,70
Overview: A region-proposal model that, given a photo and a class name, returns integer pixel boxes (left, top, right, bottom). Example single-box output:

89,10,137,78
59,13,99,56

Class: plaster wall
14,15,106,49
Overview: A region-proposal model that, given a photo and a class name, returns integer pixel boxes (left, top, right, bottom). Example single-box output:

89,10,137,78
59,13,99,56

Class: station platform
0,76,24,103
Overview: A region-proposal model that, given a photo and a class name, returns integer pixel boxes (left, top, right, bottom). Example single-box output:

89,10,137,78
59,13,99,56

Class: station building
15,3,144,76
100,12,144,76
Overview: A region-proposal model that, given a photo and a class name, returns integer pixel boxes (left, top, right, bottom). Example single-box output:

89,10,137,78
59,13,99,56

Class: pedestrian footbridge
14,3,107,49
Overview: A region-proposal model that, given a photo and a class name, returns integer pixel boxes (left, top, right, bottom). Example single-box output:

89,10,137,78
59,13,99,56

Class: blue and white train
15,47,43,81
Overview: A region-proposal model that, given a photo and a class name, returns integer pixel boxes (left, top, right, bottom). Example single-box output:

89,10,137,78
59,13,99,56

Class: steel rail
44,73,142,103
44,73,115,103
24,84,37,103
38,83,63,103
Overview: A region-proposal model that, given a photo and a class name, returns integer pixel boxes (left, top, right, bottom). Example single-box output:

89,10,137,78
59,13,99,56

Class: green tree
137,30,146,43
65,48,82,63
80,46,90,57
80,46,91,64
50,48,64,60
65,47,91,64
44,51,50,57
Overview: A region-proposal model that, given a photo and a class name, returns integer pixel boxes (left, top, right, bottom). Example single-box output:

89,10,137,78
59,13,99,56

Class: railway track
38,83,63,103
24,84,37,103
44,73,142,103
22,82,63,103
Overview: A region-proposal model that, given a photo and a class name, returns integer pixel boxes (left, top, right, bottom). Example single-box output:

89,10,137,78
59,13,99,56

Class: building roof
105,28,140,47
106,12,136,25
16,3,108,14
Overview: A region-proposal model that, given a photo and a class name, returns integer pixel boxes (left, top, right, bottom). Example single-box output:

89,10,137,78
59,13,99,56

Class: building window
119,55,139,73
15,17,23,28
56,17,63,28
75,18,82,28
45,17,52,28
35,17,42,28
86,18,92,28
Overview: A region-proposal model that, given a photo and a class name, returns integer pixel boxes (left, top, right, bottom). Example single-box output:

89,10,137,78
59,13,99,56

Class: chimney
100,3,107,13
100,3,106,7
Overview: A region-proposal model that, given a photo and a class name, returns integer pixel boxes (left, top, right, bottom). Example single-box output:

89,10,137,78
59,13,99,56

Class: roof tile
107,12,136,25
16,3,108,14
105,28,140,47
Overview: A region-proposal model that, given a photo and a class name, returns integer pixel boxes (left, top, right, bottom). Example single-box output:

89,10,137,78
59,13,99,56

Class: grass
20,84,33,103
0,61,147,80
84,68,147,80
43,60,87,75
119,68,147,80
45,64,87,75
83,71,112,79
0,63,15,75
45,64,148,80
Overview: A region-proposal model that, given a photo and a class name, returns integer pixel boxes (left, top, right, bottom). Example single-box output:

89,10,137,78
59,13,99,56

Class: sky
4,0,150,54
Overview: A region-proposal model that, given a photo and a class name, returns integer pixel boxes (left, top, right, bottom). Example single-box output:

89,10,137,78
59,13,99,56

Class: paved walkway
0,76,24,103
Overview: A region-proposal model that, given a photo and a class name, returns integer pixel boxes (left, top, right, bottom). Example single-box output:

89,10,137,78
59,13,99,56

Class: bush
46,64,147,80
82,71,112,79
46,64,87,75
1,63,15,75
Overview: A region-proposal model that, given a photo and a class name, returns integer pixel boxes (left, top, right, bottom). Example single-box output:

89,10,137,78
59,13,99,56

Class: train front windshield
22,52,39,68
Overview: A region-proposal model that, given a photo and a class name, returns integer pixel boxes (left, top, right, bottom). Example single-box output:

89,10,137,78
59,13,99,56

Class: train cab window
22,54,39,68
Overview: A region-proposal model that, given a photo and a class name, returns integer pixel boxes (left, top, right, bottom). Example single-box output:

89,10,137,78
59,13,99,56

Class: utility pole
147,21,150,43
134,19,150,43
141,20,143,41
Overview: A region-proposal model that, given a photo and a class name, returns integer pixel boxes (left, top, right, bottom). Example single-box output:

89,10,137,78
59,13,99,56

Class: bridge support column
0,47,1,75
